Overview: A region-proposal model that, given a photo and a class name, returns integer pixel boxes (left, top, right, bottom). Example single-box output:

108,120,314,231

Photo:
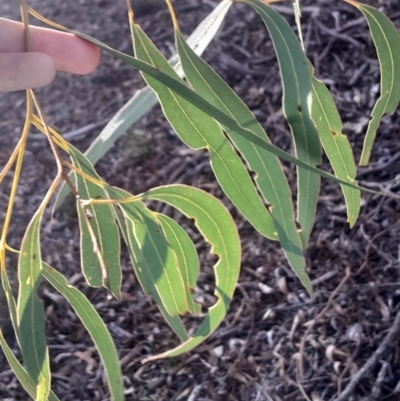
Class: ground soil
0,0,400,400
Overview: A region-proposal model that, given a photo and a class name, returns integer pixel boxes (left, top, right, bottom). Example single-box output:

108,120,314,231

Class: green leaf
175,27,310,291
244,0,322,249
311,75,361,227
344,0,400,165
131,20,277,241
28,7,366,194
112,191,189,317
156,214,201,315
138,185,240,362
53,0,232,209
17,212,50,400
41,264,124,401
293,0,305,50
109,198,188,341
1,268,20,344
68,145,122,299
0,331,60,401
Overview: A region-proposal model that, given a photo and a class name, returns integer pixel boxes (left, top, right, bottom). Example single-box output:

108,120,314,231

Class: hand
0,18,100,92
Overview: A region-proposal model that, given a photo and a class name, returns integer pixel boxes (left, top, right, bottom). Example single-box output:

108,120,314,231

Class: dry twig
333,310,400,401
297,267,352,381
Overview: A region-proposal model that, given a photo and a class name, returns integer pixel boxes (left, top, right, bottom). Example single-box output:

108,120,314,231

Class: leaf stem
81,195,141,206
0,92,32,248
165,0,179,30
19,0,31,52
31,116,70,152
0,140,24,183
29,91,79,200
61,160,105,189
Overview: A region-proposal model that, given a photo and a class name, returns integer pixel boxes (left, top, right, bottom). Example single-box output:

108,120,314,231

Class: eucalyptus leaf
244,0,322,249
131,17,277,240
17,212,50,400
111,189,189,317
311,75,360,227
343,0,400,165
0,331,60,401
175,25,310,291
28,6,368,194
156,214,201,315
109,196,188,340
53,0,232,209
42,264,124,401
137,185,240,362
68,145,122,299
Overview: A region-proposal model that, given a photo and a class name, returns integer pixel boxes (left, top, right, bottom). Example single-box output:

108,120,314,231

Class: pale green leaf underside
42,264,124,401
118,197,189,317
138,185,240,362
109,197,188,341
157,213,201,315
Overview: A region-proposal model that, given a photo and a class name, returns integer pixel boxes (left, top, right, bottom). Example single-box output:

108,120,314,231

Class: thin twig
357,152,400,178
293,0,305,51
297,267,352,380
61,160,105,189
313,19,363,48
333,310,400,401
19,0,31,51
369,361,388,400
30,93,79,199
337,334,362,395
0,140,24,182
355,220,400,277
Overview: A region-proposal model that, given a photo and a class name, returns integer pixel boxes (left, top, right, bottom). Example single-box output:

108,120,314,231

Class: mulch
0,0,400,400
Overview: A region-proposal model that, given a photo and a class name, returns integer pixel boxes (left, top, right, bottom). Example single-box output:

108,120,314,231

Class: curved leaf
28,8,366,195
69,145,122,299
344,0,400,165
110,199,188,341
244,0,322,249
121,200,188,317
157,214,201,315
1,268,20,344
311,75,360,227
54,0,232,209
17,212,50,401
41,264,124,401
0,331,60,401
113,189,192,318
131,19,277,240
175,26,310,291
138,185,240,362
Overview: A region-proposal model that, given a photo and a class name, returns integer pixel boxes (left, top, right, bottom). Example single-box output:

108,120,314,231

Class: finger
0,18,100,75
0,52,55,92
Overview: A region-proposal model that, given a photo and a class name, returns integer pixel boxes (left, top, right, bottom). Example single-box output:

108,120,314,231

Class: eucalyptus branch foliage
0,0,399,399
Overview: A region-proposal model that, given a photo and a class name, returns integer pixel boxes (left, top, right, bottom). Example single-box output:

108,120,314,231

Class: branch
333,309,400,401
